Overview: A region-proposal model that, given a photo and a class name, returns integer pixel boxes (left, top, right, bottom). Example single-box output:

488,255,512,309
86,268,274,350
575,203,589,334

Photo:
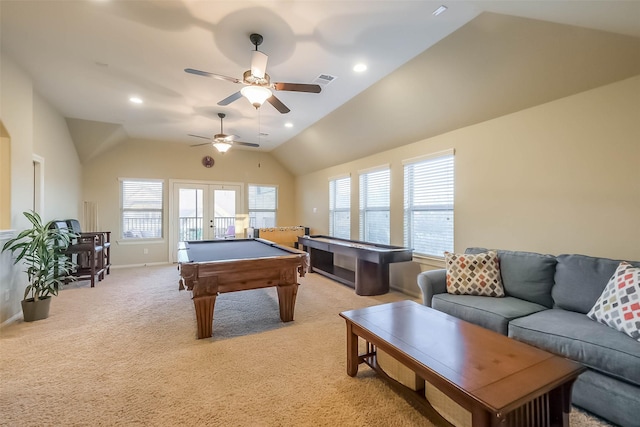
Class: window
403,150,454,257
359,167,390,244
248,185,277,228
329,176,350,239
121,179,163,239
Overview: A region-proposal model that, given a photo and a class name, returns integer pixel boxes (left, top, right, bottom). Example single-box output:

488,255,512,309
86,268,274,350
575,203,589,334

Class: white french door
169,180,243,262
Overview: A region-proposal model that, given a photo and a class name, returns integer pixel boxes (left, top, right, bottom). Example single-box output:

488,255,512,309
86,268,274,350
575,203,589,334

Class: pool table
177,238,309,339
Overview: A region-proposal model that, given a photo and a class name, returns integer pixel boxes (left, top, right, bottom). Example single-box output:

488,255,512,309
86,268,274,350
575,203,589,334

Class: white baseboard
1,312,22,328
110,262,171,269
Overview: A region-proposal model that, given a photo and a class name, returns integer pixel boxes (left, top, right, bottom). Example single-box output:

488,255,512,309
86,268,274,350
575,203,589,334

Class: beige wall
33,92,83,220
295,76,640,296
82,139,295,266
0,53,83,324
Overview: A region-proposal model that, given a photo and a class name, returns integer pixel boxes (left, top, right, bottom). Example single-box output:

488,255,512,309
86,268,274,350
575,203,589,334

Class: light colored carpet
0,265,612,426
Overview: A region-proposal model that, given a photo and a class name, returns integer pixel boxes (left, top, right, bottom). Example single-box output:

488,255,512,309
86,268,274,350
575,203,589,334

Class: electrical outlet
143,248,149,255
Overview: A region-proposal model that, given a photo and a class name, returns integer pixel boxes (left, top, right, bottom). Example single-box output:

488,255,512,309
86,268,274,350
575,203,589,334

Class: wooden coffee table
340,301,585,427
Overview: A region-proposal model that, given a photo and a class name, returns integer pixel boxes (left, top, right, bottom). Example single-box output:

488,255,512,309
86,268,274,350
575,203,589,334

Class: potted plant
2,211,76,321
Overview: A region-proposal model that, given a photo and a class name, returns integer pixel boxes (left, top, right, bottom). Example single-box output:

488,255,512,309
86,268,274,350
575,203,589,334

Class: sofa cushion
509,309,640,387
587,262,640,341
466,248,556,308
432,294,547,335
445,251,504,297
553,254,640,314
572,369,640,427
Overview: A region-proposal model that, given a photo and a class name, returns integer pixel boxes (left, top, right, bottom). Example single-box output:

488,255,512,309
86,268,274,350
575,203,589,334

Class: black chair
66,219,111,277
51,221,104,287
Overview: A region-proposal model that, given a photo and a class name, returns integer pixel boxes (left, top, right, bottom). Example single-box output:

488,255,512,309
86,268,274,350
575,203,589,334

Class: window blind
329,176,350,239
248,185,277,228
121,179,163,239
359,168,390,244
403,153,454,257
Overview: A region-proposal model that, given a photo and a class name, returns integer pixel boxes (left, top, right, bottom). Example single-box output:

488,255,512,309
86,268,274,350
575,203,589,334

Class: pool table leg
276,282,298,322
193,294,216,339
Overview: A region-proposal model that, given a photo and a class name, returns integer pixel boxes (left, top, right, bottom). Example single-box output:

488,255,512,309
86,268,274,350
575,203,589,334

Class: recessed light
432,5,448,16
284,122,293,128
353,63,367,73
129,96,143,104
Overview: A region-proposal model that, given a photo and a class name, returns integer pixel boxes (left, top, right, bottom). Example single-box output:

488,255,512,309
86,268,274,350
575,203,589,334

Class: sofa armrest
417,269,447,307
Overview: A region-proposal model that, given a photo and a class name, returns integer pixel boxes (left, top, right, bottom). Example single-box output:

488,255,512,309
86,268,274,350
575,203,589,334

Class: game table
178,238,309,339
297,235,413,295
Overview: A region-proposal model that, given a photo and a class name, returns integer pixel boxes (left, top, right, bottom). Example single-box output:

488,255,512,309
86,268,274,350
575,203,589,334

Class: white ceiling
1,1,640,168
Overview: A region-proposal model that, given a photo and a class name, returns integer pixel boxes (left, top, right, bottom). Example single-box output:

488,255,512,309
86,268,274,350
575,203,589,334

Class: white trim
169,178,245,187
0,312,22,329
402,148,455,166
328,173,351,182
0,229,15,240
357,164,390,175
169,180,245,263
32,154,45,216
117,177,164,183
412,253,446,268
111,262,171,269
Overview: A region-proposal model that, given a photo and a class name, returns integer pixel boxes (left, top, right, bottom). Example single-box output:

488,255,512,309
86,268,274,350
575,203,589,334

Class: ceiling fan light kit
185,33,321,114
241,85,272,109
212,141,232,153
189,112,260,153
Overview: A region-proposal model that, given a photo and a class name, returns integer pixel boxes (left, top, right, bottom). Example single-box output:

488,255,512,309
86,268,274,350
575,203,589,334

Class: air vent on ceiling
313,74,337,86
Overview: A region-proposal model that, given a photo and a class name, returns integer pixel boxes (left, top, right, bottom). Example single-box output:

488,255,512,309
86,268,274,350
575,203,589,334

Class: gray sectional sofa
417,248,640,427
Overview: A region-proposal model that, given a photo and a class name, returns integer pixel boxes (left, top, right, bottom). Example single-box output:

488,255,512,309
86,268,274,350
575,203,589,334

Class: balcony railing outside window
177,216,235,241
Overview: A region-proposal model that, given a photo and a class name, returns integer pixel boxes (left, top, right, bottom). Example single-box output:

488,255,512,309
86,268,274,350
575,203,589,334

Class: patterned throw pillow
587,262,640,342
444,251,505,297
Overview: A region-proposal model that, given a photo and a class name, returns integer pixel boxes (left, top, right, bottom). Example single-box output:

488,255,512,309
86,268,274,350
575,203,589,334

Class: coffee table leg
549,379,576,427
470,405,491,427
346,322,359,377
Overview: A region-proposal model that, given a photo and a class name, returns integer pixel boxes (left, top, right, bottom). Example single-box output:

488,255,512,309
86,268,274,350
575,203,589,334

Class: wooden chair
51,221,105,287
65,219,111,277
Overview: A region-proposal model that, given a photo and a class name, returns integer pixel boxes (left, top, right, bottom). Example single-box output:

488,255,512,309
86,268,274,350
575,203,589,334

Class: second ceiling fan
185,33,321,114
189,113,259,153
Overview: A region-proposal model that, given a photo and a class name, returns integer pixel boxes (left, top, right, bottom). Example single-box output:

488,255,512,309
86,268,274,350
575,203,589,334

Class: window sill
412,254,445,269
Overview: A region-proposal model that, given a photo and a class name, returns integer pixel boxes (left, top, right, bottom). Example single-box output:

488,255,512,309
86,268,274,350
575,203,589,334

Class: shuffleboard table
297,235,413,296
178,238,309,339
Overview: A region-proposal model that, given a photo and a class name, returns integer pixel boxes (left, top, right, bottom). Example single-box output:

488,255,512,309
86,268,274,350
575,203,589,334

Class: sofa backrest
465,248,557,308
553,254,640,313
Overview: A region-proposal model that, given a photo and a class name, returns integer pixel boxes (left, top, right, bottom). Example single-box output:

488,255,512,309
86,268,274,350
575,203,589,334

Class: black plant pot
21,296,51,322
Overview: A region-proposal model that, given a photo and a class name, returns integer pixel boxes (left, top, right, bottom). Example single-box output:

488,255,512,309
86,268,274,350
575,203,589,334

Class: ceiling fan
189,113,259,153
185,33,321,114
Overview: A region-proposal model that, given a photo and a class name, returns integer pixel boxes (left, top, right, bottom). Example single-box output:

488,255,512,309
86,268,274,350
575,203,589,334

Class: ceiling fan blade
188,134,211,140
217,91,243,106
185,68,241,84
267,95,290,114
273,82,321,93
235,141,260,148
250,50,268,79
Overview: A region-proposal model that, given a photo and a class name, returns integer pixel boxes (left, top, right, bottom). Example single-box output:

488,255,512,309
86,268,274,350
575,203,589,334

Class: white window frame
248,184,278,228
120,178,164,240
329,174,351,239
403,149,455,258
359,165,390,245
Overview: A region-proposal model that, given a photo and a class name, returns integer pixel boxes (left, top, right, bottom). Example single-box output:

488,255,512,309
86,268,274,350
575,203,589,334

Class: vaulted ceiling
1,1,639,175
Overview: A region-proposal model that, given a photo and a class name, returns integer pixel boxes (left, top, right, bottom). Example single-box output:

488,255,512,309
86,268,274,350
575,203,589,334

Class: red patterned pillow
587,262,640,342
444,251,505,297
